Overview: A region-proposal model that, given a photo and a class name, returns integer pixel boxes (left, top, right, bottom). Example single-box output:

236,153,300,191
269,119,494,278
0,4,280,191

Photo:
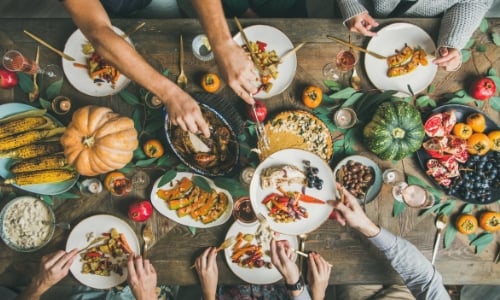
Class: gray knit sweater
337,0,493,50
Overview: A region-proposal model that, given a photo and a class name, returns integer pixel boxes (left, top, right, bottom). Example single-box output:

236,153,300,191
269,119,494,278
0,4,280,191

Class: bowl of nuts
333,155,382,204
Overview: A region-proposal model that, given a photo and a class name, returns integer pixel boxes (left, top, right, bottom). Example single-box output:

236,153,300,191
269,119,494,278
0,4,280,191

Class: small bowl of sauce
233,197,257,224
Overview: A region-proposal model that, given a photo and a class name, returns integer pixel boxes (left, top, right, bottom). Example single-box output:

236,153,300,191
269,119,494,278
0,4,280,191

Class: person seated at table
336,0,494,71
61,0,258,137
192,246,331,300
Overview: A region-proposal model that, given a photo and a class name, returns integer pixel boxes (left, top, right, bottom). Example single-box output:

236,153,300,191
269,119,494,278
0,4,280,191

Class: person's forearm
337,0,368,22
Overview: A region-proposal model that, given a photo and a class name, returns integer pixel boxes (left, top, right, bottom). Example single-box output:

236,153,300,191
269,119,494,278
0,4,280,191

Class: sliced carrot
299,193,325,204
119,233,133,254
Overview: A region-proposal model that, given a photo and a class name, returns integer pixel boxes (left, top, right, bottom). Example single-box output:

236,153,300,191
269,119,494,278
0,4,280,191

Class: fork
177,34,188,89
142,223,153,258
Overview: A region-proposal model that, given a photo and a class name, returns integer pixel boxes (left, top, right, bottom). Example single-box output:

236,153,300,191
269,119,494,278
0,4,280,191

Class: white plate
233,24,297,99
364,22,438,96
224,221,298,284
150,172,233,228
65,214,140,289
0,103,78,195
332,155,382,204
62,26,132,96
249,149,334,235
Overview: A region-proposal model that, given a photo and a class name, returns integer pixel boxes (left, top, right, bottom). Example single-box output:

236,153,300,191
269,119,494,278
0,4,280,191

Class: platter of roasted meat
416,104,499,204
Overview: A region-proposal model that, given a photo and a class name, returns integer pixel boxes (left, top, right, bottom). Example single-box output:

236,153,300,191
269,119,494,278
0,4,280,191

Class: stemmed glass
2,49,62,79
382,169,407,201
322,49,358,84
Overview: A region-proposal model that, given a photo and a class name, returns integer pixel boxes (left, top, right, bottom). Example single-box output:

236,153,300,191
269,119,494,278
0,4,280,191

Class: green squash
363,101,424,161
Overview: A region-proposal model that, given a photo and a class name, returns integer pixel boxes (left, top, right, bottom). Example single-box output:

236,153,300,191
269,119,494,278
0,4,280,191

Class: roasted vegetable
9,153,67,173
0,127,65,152
0,116,55,139
0,141,64,159
5,169,77,185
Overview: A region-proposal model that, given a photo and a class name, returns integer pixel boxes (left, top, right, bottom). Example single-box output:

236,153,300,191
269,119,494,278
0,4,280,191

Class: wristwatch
285,275,305,291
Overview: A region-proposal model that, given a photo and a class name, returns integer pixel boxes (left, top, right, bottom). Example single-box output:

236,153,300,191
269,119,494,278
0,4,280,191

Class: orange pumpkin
302,86,323,108
467,133,491,155
488,130,500,151
479,211,500,232
60,106,138,176
455,214,478,234
201,73,221,93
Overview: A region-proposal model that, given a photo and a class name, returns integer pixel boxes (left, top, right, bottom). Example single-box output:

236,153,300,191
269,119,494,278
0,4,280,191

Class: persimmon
452,123,473,140
104,171,131,196
467,133,491,155
488,130,500,151
201,73,221,93
143,139,165,158
479,211,500,232
466,113,486,133
302,86,323,109
455,214,478,234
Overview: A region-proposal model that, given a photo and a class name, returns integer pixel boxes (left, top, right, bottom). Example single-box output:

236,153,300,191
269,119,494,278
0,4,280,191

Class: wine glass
131,170,151,190
401,184,435,208
322,49,358,84
2,49,62,79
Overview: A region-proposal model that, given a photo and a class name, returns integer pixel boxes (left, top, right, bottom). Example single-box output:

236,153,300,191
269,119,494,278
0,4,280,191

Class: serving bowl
0,196,55,252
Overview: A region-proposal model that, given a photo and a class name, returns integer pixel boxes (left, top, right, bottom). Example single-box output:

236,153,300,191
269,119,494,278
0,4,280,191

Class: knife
234,17,264,74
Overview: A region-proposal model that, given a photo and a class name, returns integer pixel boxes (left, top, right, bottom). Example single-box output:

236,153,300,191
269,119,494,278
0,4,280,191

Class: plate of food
165,101,240,177
258,110,333,162
151,172,233,228
364,22,438,96
224,220,298,284
416,104,499,204
249,149,335,235
66,214,140,289
0,103,78,195
332,155,382,204
233,24,297,99
62,26,132,97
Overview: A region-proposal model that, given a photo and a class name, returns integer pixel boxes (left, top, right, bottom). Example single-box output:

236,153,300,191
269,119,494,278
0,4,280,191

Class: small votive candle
80,178,103,195
240,167,255,186
144,92,163,109
51,96,72,115
333,108,357,129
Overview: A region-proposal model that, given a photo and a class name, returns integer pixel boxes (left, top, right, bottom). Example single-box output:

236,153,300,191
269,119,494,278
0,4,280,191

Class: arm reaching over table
127,254,157,300
194,247,218,300
329,184,450,300
61,0,210,138
191,0,259,105
15,249,78,300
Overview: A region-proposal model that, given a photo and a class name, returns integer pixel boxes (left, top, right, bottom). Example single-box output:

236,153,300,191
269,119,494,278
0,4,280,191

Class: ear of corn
0,127,65,152
0,109,46,124
0,116,56,139
9,153,68,174
4,169,77,186
0,141,64,159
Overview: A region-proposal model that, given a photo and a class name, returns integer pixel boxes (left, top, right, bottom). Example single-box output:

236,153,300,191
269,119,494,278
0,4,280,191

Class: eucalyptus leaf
119,166,134,174
488,76,500,89
40,194,53,205
17,72,34,93
392,199,406,217
192,176,212,192
213,177,249,198
489,96,500,112
341,92,363,108
39,97,51,109
188,226,196,235
323,80,342,91
470,232,494,254
464,38,475,49
479,18,489,33
314,106,330,116
119,90,141,106
132,109,143,133
443,226,457,249
144,118,165,135
134,147,147,160
492,32,500,46
176,164,190,172
157,169,177,187
330,87,356,99
446,97,474,105
162,69,170,77
45,80,63,100
156,155,175,167
488,68,497,76
238,134,247,142
136,157,158,167
427,84,435,93
461,49,471,63
461,203,475,214
438,201,456,215
247,124,256,137
475,44,487,53
416,95,431,108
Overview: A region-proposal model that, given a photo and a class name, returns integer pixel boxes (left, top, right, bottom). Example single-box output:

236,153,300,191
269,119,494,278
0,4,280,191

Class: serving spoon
142,223,153,258
176,34,188,89
431,214,448,265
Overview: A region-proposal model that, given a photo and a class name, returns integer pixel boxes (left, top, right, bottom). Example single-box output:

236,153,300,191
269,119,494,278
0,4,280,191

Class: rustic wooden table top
0,18,498,287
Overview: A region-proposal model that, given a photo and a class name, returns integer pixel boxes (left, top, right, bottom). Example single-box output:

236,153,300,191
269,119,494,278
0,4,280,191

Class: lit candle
59,99,71,111
52,96,72,115
150,96,162,107
334,108,357,128
240,167,255,186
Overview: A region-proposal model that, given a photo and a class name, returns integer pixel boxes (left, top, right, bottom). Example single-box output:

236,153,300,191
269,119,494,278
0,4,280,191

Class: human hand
127,254,157,300
31,249,78,295
306,252,332,300
346,12,379,37
194,247,218,300
212,39,259,105
270,239,300,285
432,47,462,71
328,183,380,237
162,87,210,138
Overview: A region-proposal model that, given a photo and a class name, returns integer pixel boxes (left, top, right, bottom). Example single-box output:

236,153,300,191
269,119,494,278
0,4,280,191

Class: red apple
469,77,496,100
128,200,153,222
247,100,267,122
0,68,18,89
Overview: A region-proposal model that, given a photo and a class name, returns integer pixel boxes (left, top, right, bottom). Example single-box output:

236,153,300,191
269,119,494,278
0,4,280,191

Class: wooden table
0,18,498,287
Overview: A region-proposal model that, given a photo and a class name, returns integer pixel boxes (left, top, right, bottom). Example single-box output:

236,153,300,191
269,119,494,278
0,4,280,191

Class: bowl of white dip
0,196,55,252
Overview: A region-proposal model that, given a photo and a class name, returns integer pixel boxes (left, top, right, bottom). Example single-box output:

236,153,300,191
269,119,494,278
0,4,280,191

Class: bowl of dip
0,196,55,252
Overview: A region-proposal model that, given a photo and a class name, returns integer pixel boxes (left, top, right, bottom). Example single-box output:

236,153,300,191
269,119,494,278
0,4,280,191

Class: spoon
431,214,448,265
350,68,361,90
142,223,153,258
176,34,188,89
